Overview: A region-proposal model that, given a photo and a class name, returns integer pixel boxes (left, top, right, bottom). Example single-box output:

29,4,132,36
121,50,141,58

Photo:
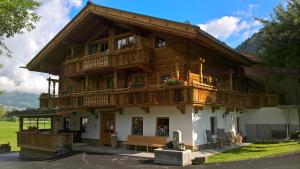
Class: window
210,117,217,135
64,117,70,130
80,117,88,132
237,117,241,133
132,117,143,135
155,36,166,48
100,42,108,53
117,36,135,49
156,118,169,136
106,76,114,89
159,72,171,84
128,74,145,88
88,44,98,55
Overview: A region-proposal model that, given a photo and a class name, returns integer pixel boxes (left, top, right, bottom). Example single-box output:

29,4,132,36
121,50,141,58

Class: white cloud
199,16,247,40
0,0,83,94
198,4,262,45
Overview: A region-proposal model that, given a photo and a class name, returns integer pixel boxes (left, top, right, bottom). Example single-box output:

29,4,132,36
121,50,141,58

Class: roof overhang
26,2,253,74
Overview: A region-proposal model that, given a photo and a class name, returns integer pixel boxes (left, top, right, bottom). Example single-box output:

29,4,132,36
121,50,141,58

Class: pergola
11,108,61,131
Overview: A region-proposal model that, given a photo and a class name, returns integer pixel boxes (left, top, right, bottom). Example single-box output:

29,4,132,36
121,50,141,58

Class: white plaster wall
192,107,240,146
116,106,194,145
243,107,299,125
68,112,100,140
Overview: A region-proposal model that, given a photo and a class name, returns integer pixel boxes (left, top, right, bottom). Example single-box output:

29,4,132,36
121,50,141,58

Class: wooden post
175,56,180,79
19,117,23,131
36,118,39,129
48,78,51,94
53,81,56,95
108,27,115,51
114,70,118,89
85,75,88,91
229,69,234,90
199,57,205,83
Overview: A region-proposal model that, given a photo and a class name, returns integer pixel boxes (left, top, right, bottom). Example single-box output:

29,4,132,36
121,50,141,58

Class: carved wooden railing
63,58,82,76
39,93,58,108
17,132,73,152
44,86,278,109
82,53,110,71
63,48,151,76
83,93,114,107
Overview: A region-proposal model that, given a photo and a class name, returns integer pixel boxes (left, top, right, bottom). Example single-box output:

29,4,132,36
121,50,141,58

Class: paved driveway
0,152,299,169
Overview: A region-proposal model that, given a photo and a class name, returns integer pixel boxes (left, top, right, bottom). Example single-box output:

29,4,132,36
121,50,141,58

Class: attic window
155,36,166,48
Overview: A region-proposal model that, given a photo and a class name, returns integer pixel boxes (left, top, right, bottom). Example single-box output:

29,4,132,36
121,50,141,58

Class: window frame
154,35,166,48
80,117,88,133
156,117,169,137
131,117,143,135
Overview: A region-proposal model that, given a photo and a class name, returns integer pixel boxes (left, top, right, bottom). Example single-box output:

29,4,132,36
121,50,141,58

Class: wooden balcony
43,85,278,110
82,53,110,71
17,131,73,152
40,93,58,109
63,48,152,76
83,93,114,107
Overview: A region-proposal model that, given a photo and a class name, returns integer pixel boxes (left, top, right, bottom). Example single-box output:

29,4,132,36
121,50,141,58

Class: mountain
0,91,39,110
236,31,264,55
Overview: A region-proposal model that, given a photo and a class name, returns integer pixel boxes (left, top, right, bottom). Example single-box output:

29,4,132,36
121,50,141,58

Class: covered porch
13,109,74,158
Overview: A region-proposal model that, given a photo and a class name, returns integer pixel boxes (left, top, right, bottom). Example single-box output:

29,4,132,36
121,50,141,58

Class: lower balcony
40,85,278,109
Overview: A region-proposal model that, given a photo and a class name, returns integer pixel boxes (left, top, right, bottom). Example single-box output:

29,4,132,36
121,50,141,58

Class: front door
100,112,115,145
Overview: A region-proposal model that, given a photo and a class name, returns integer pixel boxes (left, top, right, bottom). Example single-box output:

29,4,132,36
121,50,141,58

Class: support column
19,117,23,131
175,56,180,79
229,69,234,90
85,75,88,91
48,78,51,94
199,57,205,83
53,81,56,95
108,27,115,51
114,70,118,89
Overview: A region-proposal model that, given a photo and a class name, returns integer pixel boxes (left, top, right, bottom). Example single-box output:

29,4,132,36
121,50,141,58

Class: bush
165,141,174,149
291,130,300,139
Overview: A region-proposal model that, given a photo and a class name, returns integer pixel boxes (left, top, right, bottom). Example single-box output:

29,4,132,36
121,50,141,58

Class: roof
11,108,60,118
26,2,253,73
240,52,261,63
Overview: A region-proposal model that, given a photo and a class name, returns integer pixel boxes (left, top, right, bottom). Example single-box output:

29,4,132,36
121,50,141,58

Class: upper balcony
63,47,152,77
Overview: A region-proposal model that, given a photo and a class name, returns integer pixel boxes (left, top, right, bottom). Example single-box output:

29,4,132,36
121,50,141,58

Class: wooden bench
123,135,168,152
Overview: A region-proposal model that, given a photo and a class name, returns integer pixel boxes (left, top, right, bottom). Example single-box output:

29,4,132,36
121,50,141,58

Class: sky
0,0,282,95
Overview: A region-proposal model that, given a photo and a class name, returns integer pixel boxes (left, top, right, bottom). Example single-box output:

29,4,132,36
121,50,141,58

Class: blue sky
70,0,282,47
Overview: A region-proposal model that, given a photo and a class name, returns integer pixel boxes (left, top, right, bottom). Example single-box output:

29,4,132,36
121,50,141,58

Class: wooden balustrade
83,93,113,107
63,48,151,76
17,131,73,152
82,53,110,71
64,58,82,76
111,48,150,68
40,94,58,108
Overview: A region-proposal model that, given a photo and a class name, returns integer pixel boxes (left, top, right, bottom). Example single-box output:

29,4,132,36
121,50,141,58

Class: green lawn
208,141,300,163
0,121,19,151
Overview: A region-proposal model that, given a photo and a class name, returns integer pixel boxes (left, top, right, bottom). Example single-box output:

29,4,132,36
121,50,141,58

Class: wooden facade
31,3,278,112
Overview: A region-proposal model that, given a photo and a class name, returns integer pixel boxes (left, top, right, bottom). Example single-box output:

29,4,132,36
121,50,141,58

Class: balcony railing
40,93,58,109
17,131,73,152
64,48,151,76
40,85,278,109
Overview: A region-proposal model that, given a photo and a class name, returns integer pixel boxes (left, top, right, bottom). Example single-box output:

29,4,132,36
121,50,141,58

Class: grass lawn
208,141,300,163
0,121,19,151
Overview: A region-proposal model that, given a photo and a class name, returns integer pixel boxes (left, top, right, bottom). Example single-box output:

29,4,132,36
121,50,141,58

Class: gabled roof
27,2,253,73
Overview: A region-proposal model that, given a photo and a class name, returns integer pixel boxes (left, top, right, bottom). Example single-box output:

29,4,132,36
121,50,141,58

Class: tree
0,0,40,58
258,0,300,69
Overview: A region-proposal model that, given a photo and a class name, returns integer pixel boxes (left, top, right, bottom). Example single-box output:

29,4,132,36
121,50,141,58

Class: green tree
0,105,6,120
258,0,300,69
0,0,40,58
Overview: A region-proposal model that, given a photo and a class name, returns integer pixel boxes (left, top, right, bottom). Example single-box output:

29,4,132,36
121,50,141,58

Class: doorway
100,112,115,145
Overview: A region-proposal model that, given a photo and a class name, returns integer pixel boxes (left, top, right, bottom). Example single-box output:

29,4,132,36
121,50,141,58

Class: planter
111,135,118,148
154,148,192,166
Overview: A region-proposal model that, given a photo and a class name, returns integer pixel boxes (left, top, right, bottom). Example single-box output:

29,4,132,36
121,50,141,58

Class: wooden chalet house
17,2,282,155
